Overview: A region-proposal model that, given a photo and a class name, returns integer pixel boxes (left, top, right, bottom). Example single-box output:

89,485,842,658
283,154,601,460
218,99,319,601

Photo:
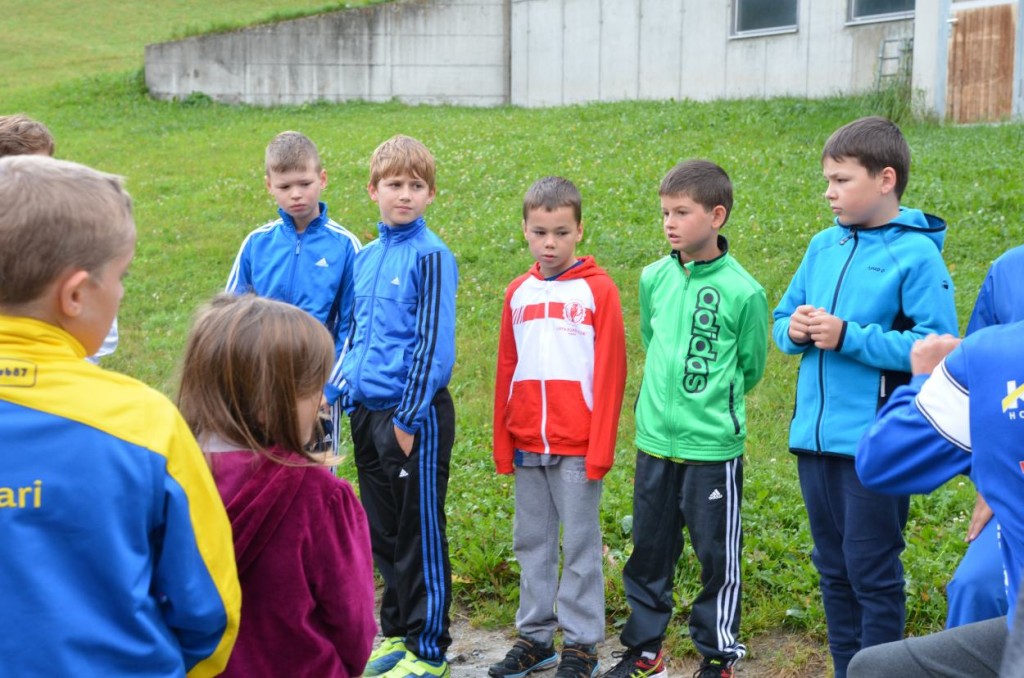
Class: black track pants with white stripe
351,388,454,661
620,451,746,663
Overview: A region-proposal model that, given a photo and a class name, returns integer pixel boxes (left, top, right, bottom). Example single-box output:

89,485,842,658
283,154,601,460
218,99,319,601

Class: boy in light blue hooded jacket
772,116,958,678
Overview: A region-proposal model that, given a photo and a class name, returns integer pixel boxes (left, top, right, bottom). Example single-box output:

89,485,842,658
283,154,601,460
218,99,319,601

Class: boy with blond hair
772,116,958,678
603,160,768,678
0,113,55,156
339,135,458,678
0,155,240,676
490,176,627,678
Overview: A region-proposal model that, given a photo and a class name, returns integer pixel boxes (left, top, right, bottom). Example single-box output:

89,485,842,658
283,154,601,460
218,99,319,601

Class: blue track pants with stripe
351,388,454,661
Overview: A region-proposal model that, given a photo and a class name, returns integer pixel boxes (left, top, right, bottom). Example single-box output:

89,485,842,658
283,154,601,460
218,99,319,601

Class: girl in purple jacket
178,293,377,677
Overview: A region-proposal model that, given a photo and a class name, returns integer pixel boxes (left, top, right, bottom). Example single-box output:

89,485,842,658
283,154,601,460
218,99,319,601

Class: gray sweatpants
1001,587,1024,677
513,456,605,646
847,616,1006,677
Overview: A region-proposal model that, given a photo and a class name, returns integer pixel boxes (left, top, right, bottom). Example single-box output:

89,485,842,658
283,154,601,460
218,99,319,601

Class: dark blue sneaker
488,637,558,677
555,644,599,678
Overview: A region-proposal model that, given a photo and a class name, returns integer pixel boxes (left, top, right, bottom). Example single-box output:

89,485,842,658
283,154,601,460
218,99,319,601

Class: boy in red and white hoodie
491,176,627,678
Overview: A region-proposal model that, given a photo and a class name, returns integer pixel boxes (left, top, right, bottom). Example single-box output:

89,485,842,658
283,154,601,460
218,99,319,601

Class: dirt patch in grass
437,610,832,676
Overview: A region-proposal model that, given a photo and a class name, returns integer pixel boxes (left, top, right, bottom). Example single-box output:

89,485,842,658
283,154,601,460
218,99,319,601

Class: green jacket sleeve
737,288,769,393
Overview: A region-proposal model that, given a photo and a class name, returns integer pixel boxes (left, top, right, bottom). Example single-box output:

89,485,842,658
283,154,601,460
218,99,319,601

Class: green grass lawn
5,1,1024,670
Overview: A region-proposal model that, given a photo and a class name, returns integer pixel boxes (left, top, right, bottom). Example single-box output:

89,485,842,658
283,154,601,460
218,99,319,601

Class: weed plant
5,2,1024,664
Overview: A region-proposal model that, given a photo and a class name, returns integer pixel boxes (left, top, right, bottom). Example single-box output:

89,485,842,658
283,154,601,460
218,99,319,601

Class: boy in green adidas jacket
603,160,768,678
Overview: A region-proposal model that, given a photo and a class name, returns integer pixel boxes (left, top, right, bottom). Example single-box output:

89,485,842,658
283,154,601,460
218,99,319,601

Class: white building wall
509,0,914,106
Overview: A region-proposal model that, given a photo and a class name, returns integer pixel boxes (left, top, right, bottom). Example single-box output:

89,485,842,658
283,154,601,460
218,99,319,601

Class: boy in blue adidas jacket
226,131,361,357
226,131,361,444
339,135,458,678
772,117,958,678
0,156,240,677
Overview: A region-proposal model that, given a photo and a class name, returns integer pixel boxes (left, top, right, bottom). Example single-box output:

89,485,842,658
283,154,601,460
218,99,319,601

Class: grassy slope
0,0,381,92
5,1,1024,666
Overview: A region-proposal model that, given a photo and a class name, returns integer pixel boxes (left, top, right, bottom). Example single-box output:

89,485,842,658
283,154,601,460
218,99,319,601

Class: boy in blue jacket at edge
0,156,240,677
339,135,458,678
772,116,958,678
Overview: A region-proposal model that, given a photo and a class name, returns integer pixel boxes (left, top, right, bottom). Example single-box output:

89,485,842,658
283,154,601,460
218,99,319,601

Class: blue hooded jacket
772,208,958,457
967,244,1024,333
333,217,458,433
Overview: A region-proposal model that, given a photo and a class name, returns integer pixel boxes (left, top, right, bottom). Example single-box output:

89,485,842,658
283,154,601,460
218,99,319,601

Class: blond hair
0,155,134,307
369,134,436,190
177,294,335,463
0,114,55,157
265,131,321,175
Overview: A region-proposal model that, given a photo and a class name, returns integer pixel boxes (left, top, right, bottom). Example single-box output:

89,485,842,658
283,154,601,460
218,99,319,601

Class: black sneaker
600,647,667,677
488,637,558,677
554,643,599,678
693,657,735,678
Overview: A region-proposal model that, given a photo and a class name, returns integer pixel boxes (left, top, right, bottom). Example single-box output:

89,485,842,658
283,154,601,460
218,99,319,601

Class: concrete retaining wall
145,0,510,106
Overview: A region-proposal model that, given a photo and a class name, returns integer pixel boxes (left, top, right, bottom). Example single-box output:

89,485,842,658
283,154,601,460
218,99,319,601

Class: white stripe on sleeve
915,359,971,452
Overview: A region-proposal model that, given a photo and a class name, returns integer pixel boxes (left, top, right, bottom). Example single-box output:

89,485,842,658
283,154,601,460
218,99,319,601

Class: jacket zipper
669,271,692,456
287,233,302,303
814,228,859,452
540,281,551,454
729,383,740,435
352,233,390,390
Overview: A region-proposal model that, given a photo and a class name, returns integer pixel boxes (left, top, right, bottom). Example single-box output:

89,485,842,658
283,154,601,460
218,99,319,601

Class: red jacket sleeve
493,281,520,474
585,275,627,480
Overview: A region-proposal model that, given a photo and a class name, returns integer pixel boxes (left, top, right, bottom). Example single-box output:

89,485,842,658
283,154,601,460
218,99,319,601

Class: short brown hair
822,116,910,199
177,294,335,462
659,160,733,227
523,176,582,223
0,155,134,307
0,114,55,157
266,131,321,175
369,134,436,190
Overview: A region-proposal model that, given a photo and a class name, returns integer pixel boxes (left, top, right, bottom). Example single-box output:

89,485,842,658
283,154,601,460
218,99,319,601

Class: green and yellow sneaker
365,637,408,677
382,652,451,678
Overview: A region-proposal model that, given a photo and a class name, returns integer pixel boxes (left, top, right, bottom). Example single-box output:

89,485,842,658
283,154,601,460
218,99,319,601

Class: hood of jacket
837,207,947,252
213,449,308,578
527,254,609,282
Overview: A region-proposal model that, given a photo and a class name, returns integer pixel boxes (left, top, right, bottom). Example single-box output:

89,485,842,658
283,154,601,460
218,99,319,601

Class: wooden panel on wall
947,3,1017,123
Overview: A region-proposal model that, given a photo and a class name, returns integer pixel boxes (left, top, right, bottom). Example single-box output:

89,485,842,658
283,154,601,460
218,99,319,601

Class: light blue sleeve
333,241,358,356
771,248,814,355
224,239,253,294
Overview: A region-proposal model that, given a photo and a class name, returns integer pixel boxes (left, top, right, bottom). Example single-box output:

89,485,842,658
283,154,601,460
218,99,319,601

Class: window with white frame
849,0,915,21
733,0,798,35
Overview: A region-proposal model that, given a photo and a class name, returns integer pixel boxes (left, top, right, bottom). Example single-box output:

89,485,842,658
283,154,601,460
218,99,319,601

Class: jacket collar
671,235,730,274
277,201,329,233
378,216,427,243
0,314,87,360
